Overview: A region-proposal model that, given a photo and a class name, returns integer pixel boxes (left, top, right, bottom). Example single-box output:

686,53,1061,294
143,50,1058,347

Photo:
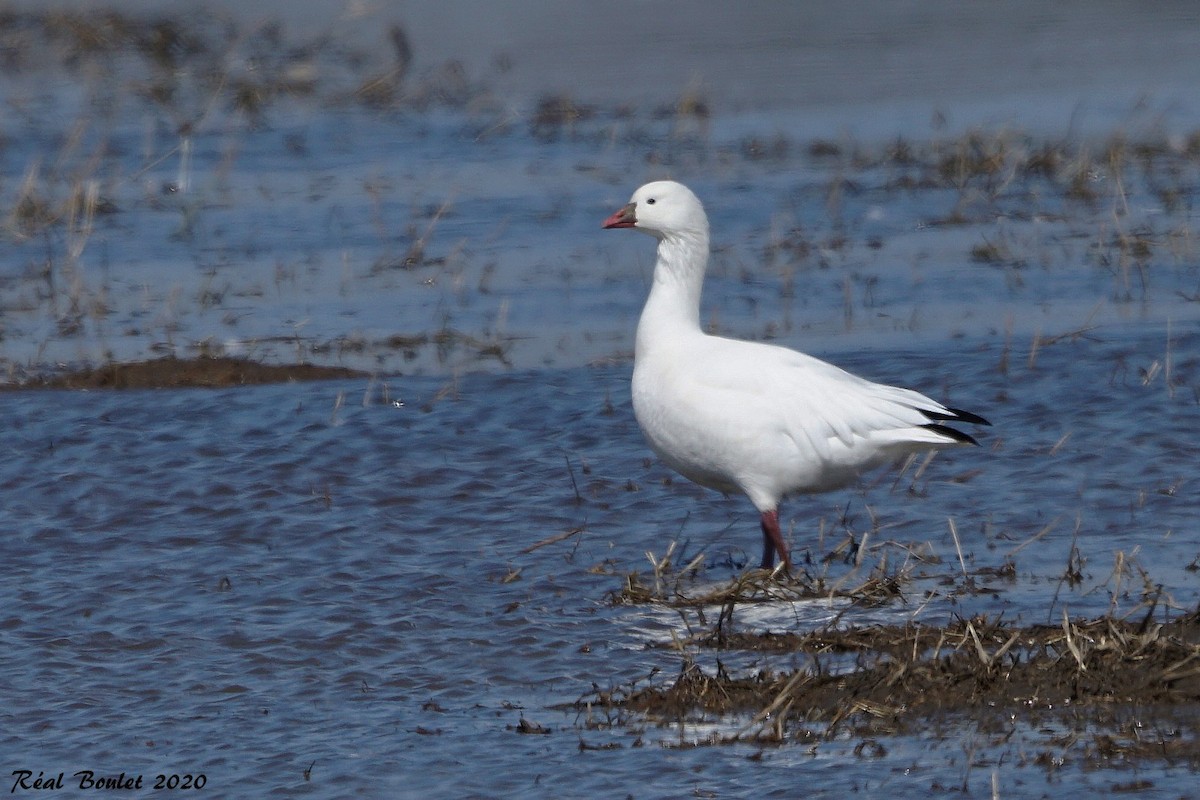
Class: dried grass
575,607,1200,751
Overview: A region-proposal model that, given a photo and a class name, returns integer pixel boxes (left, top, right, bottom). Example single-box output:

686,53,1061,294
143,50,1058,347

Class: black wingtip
924,406,991,427
922,423,981,446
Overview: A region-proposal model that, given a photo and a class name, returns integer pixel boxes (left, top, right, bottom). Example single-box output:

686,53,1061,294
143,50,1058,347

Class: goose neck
637,231,709,349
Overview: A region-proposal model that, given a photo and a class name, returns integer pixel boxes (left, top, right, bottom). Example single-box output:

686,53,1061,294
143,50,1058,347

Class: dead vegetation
609,557,913,618
572,598,1200,760
0,8,489,116
0,6,563,381
568,531,1200,765
606,520,1012,623
2,8,1198,384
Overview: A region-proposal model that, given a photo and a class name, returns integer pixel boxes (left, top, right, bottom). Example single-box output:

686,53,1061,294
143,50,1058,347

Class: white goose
602,181,988,571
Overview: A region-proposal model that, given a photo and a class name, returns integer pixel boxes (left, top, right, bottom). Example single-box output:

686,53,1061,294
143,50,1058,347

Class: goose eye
646,198,656,205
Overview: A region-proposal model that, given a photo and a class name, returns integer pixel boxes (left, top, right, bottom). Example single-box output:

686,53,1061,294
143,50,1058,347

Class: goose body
602,181,988,570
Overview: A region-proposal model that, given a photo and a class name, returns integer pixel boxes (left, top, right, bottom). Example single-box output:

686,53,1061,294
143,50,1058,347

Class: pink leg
759,509,792,571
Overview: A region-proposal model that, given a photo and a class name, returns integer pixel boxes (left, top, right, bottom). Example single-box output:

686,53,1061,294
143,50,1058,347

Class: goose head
602,180,707,240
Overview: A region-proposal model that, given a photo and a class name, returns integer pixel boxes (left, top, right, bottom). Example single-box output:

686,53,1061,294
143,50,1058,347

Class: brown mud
577,564,1200,765
2,356,365,390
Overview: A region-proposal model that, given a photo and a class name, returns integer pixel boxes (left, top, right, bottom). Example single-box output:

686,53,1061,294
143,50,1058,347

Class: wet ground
7,356,364,389
2,3,1200,798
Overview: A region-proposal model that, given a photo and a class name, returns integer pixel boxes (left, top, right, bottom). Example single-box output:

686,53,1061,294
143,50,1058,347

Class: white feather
604,180,987,568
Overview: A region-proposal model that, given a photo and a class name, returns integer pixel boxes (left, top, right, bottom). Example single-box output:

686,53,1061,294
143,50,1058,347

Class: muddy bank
577,539,1200,764
575,604,1200,764
3,355,365,389
620,609,1200,720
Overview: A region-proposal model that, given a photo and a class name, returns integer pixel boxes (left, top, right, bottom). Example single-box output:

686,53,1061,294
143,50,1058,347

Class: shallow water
3,327,1199,797
2,2,1200,797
